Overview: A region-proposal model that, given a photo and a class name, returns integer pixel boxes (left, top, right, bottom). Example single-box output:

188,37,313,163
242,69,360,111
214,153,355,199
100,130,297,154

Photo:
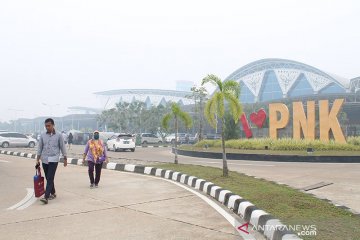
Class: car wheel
142,141,148,145
28,142,35,148
113,145,117,152
170,139,175,144
158,141,162,144
131,148,135,152
2,142,9,148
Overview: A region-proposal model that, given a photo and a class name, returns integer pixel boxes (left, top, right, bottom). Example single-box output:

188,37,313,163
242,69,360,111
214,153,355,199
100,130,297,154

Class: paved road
6,145,360,213
0,153,265,240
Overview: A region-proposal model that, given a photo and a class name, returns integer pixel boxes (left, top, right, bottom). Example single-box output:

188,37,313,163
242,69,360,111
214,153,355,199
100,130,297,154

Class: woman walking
82,131,108,188
68,132,73,150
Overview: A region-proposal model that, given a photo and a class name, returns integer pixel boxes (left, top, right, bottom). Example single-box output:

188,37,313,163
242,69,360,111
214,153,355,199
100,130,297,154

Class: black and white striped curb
136,145,171,148
0,149,301,240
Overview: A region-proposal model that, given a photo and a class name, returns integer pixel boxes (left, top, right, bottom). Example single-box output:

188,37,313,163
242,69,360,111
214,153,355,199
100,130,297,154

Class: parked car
165,133,188,144
140,133,162,144
177,133,188,143
0,132,37,148
188,134,198,144
165,134,175,143
204,134,221,140
107,134,136,152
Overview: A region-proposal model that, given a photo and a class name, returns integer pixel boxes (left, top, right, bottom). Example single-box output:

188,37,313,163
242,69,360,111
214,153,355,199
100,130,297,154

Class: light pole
8,108,24,132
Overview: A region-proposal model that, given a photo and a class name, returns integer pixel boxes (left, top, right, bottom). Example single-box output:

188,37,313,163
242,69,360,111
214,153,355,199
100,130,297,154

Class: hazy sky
0,0,359,121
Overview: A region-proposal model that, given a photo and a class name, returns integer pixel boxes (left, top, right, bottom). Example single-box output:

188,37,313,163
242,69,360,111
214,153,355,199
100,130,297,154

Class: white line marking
0,160,10,163
17,195,37,210
7,188,36,210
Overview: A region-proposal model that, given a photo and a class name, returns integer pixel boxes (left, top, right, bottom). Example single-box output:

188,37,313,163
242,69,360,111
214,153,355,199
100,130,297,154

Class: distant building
93,89,193,109
176,80,194,92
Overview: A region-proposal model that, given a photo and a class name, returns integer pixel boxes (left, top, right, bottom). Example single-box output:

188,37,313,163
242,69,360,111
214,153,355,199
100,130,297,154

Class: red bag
34,167,45,198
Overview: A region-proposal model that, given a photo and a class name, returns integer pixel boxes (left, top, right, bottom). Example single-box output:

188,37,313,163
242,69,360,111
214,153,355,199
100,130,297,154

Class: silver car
140,133,162,144
0,132,37,148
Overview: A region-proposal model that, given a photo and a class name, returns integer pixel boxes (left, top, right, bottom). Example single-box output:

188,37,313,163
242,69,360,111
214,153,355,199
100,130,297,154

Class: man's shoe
40,198,48,204
95,184,98,188
90,184,94,189
49,194,57,200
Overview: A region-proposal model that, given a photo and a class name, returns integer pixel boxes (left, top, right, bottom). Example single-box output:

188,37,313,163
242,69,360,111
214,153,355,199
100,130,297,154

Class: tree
161,103,192,164
186,86,208,142
202,74,242,177
224,111,241,140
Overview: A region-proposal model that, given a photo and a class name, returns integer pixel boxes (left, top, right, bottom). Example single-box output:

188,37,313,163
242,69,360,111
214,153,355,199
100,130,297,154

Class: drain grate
301,182,333,191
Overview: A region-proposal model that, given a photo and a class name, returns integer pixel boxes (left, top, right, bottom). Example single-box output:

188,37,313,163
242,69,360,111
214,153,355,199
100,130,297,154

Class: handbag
34,167,45,198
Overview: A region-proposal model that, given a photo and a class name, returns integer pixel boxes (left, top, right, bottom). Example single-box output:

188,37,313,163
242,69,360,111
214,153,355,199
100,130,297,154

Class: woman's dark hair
44,118,55,125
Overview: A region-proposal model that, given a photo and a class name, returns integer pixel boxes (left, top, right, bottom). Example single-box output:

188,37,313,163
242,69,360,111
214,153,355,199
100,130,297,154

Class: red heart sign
250,109,267,128
240,113,253,138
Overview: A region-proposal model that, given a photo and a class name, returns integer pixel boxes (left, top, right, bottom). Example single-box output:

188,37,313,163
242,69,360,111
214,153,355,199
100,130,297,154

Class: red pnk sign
250,109,267,128
240,113,252,138
240,108,267,138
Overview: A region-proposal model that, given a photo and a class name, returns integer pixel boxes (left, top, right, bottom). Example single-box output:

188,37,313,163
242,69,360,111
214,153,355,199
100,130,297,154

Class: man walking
36,118,68,204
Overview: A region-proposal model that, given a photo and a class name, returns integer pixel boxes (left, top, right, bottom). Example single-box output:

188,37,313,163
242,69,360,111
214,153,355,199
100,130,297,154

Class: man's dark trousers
42,162,58,199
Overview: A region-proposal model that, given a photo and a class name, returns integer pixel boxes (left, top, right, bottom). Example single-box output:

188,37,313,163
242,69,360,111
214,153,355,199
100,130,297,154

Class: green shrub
347,136,360,146
195,138,360,151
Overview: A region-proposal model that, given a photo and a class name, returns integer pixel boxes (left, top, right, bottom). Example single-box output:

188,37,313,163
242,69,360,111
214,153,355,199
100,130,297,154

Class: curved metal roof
94,89,192,98
350,77,360,93
225,58,350,89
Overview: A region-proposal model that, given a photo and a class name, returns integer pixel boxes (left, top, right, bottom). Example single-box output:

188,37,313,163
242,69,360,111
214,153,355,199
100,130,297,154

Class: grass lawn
150,163,360,240
179,145,360,156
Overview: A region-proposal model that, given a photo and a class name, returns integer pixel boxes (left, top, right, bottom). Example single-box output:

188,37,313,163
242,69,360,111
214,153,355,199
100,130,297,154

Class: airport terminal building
224,58,360,137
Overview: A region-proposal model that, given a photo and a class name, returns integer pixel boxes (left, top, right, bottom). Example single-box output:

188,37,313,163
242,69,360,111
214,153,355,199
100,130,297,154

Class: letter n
293,101,315,140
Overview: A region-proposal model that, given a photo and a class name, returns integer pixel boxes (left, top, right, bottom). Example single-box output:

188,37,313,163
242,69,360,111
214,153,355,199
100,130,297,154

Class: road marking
0,160,10,163
192,160,274,167
7,188,36,210
118,170,256,239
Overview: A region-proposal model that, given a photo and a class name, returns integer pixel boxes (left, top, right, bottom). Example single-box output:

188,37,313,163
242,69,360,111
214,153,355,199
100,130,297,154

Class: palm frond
171,103,181,116
224,92,243,123
215,92,225,118
204,97,217,128
223,80,240,99
201,74,223,91
178,111,193,129
161,113,173,130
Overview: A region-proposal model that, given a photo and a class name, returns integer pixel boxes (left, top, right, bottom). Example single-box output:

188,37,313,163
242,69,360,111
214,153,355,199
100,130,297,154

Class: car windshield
118,134,132,138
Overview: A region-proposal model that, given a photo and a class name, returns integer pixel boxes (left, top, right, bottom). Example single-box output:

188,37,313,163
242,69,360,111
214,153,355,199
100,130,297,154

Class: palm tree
202,74,242,177
162,103,192,164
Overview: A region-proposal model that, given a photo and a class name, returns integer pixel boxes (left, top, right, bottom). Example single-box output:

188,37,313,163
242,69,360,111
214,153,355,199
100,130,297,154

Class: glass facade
320,83,346,94
288,74,314,98
259,71,283,102
240,82,255,103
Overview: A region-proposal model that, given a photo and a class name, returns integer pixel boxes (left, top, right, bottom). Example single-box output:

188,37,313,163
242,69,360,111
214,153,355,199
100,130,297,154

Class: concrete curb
0,150,301,240
175,148,360,163
136,145,171,148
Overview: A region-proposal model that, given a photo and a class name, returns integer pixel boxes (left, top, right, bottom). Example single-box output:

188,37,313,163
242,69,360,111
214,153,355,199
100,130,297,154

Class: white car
106,134,136,152
0,132,37,148
165,133,187,144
